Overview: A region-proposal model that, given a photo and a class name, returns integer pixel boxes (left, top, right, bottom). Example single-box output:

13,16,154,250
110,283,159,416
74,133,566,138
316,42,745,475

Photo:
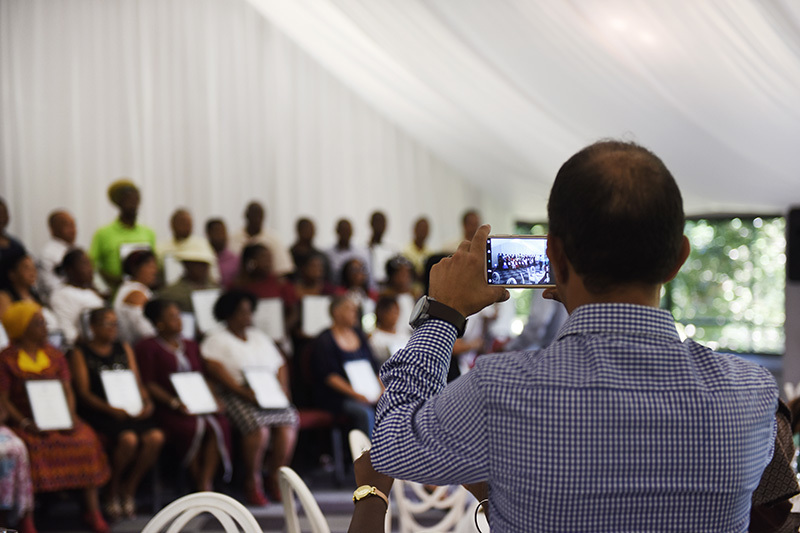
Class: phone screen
486,235,553,288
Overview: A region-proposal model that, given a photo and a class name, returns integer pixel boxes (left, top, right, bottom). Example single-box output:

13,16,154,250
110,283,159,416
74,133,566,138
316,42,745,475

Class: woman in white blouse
201,290,298,506
49,249,105,346
113,250,157,345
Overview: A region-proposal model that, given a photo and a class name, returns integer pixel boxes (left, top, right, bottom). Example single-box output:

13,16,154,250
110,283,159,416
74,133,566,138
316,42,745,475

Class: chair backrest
394,481,471,533
347,429,393,532
278,466,331,533
141,491,262,533
348,428,371,459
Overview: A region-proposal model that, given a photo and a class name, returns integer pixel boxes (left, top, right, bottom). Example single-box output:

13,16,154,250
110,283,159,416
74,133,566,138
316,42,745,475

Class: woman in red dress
0,301,110,533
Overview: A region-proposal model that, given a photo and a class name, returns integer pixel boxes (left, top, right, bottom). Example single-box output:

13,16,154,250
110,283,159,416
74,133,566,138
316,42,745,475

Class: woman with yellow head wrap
0,302,111,532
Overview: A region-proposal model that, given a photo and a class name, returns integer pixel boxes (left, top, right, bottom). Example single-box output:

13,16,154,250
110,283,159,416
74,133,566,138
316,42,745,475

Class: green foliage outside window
664,217,785,355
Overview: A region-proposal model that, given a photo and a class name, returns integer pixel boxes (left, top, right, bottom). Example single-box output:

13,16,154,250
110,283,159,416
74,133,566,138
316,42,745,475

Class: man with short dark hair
369,141,781,531
37,209,76,303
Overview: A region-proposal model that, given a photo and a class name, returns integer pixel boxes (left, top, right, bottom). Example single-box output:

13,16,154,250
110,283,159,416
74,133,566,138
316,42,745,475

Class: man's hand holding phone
429,225,509,318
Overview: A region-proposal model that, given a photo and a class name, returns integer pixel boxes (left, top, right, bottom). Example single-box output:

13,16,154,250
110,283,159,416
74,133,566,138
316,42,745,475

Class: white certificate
100,369,144,416
180,312,196,340
169,372,218,415
301,295,332,337
26,380,73,431
191,289,222,333
243,368,289,409
0,322,8,351
343,360,381,404
253,298,285,341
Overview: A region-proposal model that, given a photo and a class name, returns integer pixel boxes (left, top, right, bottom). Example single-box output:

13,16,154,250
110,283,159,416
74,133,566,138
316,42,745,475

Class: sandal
83,510,110,533
121,495,136,519
103,496,122,521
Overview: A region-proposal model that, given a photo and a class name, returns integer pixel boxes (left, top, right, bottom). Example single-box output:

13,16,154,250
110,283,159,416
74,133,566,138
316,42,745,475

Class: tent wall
0,0,510,254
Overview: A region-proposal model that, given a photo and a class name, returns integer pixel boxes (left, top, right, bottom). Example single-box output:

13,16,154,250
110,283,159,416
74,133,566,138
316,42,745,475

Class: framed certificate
169,372,218,415
180,312,196,340
25,380,73,431
243,368,289,409
191,289,222,333
343,360,382,404
301,295,332,337
253,298,285,341
100,369,144,416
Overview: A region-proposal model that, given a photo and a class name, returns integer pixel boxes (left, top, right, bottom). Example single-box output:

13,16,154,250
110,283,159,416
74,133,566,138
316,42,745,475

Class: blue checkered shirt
371,303,778,532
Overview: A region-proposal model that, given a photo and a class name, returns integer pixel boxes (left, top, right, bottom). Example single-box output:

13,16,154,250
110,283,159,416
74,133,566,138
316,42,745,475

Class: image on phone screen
486,235,553,288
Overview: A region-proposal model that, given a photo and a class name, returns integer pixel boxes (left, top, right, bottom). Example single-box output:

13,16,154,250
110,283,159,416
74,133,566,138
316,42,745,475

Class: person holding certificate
311,296,383,437
136,299,232,493
70,307,163,521
0,301,111,533
201,290,298,506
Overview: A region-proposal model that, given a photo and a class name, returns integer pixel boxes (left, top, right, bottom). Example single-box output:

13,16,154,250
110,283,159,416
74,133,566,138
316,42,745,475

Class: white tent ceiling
247,0,800,218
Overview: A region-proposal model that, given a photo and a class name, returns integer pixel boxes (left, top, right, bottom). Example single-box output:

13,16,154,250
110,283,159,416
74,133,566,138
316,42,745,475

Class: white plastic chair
141,491,262,533
278,466,331,533
348,428,372,459
394,481,471,533
348,429,393,532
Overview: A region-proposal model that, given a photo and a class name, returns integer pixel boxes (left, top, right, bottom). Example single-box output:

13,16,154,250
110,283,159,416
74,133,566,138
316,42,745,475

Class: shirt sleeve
370,319,490,486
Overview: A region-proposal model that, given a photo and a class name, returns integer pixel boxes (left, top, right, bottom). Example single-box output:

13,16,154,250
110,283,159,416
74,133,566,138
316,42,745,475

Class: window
663,216,786,355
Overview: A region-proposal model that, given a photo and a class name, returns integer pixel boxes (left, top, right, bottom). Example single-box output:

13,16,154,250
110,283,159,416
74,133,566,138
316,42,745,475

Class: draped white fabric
0,0,506,253
248,0,800,216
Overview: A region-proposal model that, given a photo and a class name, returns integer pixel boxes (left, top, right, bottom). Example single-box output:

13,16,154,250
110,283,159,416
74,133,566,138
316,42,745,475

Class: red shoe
245,486,270,506
266,477,283,503
83,510,110,533
18,513,37,533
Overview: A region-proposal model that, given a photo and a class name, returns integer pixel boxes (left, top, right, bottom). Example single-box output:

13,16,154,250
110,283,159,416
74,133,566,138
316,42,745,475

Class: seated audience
200,290,298,505
0,302,110,533
205,218,239,288
0,197,26,293
232,244,298,339
157,242,219,314
380,255,418,335
229,201,293,277
289,218,325,279
113,250,157,345
0,254,60,343
70,308,163,521
311,296,382,436
137,299,232,492
336,258,377,326
0,402,35,533
89,179,156,291
327,218,369,286
49,249,105,346
157,209,217,285
403,217,431,280
36,210,76,305
367,211,398,287
368,296,410,365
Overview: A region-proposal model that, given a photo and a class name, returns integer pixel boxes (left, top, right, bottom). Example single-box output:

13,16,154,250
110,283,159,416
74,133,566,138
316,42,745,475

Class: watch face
354,486,374,499
409,296,429,328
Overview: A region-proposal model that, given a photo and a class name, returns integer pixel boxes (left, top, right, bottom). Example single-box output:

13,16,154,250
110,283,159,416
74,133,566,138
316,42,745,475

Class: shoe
245,486,269,506
266,477,283,503
121,494,136,519
83,510,110,533
103,496,121,521
18,513,37,533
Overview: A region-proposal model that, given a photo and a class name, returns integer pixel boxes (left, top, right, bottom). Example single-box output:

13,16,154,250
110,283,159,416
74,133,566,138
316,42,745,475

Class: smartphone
486,235,554,288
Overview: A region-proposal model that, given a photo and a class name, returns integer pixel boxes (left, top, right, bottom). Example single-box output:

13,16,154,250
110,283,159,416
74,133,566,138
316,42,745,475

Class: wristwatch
353,485,389,508
409,296,468,338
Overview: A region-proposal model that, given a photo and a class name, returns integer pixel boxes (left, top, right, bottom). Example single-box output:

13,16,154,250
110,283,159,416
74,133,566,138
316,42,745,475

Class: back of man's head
547,140,684,293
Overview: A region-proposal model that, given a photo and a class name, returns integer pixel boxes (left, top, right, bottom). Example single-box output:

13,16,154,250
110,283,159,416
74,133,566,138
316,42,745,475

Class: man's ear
546,235,569,285
663,236,690,283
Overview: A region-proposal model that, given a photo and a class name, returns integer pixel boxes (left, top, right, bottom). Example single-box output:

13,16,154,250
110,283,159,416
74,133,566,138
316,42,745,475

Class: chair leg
330,427,346,487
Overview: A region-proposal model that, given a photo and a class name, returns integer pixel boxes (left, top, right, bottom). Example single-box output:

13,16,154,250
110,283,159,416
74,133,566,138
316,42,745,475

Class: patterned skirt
218,390,298,434
14,421,110,492
0,426,34,518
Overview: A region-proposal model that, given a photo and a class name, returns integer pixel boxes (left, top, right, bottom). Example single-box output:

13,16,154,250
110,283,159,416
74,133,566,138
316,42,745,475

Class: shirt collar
556,303,682,343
